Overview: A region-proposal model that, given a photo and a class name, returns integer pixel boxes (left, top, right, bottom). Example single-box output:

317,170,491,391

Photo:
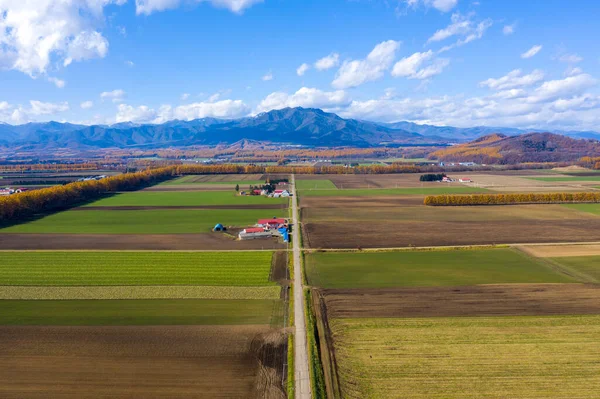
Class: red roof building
258,218,287,226
244,227,265,233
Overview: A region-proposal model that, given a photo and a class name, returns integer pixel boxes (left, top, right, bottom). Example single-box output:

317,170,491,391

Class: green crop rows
0,251,276,286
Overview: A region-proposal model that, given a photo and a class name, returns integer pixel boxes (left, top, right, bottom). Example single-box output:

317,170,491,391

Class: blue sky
1,0,599,130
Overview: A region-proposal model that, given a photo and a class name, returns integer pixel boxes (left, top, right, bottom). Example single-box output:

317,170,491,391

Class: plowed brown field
319,284,600,318
0,325,286,399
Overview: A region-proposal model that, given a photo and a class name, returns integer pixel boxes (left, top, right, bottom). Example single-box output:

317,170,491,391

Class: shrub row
424,192,600,206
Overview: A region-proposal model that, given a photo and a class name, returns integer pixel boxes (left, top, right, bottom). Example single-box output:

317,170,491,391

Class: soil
0,325,286,399
319,284,600,318
73,204,287,211
518,244,600,258
0,233,286,250
303,219,600,249
300,195,426,208
270,251,289,283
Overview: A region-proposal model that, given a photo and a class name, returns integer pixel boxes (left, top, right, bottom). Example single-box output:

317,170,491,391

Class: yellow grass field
331,315,600,399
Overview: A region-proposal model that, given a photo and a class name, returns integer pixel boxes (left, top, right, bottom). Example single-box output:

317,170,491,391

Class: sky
1,0,599,131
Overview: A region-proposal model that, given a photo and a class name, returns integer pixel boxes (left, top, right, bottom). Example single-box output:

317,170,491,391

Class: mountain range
0,107,598,150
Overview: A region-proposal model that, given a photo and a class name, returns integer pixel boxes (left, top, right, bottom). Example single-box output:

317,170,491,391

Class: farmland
85,190,287,206
0,299,277,325
0,325,283,398
301,193,600,248
0,251,275,286
295,179,337,190
298,186,487,197
0,173,291,398
305,249,574,288
1,208,285,234
330,315,600,399
549,256,600,282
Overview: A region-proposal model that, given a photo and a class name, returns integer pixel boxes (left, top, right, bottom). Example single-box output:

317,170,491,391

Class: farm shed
213,224,226,232
239,227,272,240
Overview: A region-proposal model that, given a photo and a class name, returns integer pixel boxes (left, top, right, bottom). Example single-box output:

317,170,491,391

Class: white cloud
337,69,600,131
135,0,263,15
0,1,121,77
80,101,94,109
125,60,135,67
558,53,583,63
427,13,472,43
480,69,545,90
115,104,157,124
427,13,492,52
100,89,126,103
297,63,310,76
332,40,400,89
527,72,597,103
392,51,450,80
256,87,350,113
503,23,516,35
1,100,70,124
180,93,190,101
47,77,66,88
115,99,251,124
404,0,458,13
315,53,340,71
521,45,543,59
262,71,274,81
208,92,221,102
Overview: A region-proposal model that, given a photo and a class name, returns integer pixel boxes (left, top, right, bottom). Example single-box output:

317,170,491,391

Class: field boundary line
512,247,599,283
300,241,600,253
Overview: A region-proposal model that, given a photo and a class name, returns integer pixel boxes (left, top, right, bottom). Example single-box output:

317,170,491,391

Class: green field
295,179,338,190
563,203,600,216
0,251,276,286
331,315,600,399
0,299,277,325
86,191,287,206
299,186,488,197
0,285,281,300
305,249,574,288
0,209,284,234
550,256,600,283
528,176,600,182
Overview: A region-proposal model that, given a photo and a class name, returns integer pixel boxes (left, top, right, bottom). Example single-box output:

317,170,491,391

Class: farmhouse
459,178,473,183
257,218,288,229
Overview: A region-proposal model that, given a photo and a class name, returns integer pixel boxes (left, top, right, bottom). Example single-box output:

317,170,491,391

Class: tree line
424,192,600,206
0,167,174,223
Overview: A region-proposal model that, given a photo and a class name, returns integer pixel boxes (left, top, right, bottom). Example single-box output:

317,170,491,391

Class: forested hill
429,133,600,164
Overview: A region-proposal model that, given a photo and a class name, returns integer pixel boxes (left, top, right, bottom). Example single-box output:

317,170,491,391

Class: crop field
164,174,265,184
298,186,487,197
549,256,600,283
0,208,285,234
320,284,600,318
563,203,600,215
330,315,600,399
0,251,276,286
0,299,278,325
305,249,574,288
85,190,287,206
528,176,600,182
301,196,600,248
0,325,286,398
295,179,337,190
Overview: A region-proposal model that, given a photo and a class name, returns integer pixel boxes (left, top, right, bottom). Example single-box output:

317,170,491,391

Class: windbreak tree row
424,192,600,206
0,167,175,222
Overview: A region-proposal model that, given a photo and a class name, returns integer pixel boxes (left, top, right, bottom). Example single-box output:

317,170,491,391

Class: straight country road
291,174,312,399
